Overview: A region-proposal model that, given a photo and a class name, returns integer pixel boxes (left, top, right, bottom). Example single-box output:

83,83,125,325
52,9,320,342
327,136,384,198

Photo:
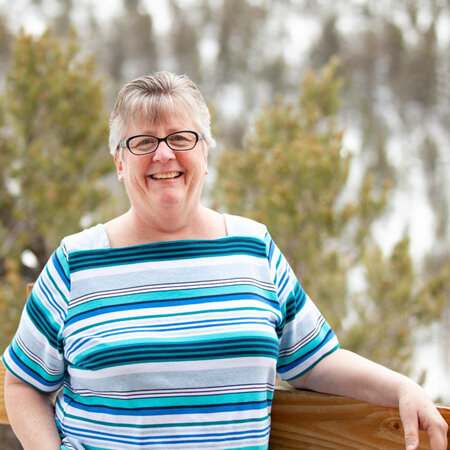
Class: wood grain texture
0,360,7,424
269,388,450,449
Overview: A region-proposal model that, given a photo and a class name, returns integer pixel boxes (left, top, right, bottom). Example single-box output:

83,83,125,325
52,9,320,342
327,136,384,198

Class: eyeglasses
118,130,204,156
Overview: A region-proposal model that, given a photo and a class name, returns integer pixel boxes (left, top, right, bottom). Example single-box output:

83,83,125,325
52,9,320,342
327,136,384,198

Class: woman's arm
5,371,61,450
289,348,448,450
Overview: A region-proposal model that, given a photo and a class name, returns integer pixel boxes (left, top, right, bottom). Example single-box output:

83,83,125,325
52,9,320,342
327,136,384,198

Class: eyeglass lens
128,131,198,154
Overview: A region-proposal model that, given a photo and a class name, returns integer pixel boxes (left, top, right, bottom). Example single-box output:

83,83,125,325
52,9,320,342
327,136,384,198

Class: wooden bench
1,286,449,448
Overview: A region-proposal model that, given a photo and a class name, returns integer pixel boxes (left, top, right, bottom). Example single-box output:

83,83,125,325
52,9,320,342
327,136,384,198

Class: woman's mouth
150,172,183,180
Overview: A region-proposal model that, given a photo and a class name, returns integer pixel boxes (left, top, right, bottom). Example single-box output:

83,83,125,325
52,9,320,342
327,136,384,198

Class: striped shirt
3,214,339,449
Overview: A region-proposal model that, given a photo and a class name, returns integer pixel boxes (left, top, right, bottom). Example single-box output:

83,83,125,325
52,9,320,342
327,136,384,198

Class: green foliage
213,59,445,375
343,237,446,373
0,29,113,350
0,259,26,352
214,60,379,331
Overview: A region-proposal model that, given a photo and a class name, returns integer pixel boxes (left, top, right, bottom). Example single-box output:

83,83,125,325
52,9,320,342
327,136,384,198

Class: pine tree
343,237,446,374
0,29,113,351
212,59,445,374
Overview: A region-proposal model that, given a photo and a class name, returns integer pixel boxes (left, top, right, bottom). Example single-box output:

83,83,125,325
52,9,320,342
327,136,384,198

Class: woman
3,72,447,449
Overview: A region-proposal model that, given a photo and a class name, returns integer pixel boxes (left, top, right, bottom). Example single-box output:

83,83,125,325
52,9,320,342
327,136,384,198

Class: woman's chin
154,191,184,208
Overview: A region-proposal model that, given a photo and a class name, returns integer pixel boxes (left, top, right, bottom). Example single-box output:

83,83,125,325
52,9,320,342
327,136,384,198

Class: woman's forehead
131,96,193,124
127,113,195,135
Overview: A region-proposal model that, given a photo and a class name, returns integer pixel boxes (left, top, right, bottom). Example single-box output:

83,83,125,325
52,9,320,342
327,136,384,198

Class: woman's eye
171,135,187,142
139,138,156,146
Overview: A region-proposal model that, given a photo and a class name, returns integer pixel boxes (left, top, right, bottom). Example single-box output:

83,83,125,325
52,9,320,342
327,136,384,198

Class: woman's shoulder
61,223,110,254
224,213,268,240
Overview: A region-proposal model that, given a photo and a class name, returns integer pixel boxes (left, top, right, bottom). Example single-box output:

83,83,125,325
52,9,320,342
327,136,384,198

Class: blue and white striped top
3,214,339,449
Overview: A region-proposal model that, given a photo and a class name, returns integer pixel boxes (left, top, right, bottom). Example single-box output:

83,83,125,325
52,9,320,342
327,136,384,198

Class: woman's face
115,115,208,219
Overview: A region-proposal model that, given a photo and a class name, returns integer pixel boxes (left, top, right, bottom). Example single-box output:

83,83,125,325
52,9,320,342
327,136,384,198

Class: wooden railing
1,286,449,448
269,388,450,449
0,360,8,425
1,366,449,448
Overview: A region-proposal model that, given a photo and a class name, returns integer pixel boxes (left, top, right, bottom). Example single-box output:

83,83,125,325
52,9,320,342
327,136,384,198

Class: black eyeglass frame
118,130,204,155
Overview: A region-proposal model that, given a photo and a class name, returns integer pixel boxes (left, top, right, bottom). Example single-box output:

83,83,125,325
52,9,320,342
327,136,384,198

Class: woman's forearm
289,348,411,406
5,372,61,450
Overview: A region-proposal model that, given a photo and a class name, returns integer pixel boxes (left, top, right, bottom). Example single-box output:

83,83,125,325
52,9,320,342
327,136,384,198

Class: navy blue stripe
65,292,279,326
68,238,267,272
70,247,265,272
79,348,279,370
80,338,279,366
267,236,275,262
277,328,336,372
26,295,61,350
68,317,276,355
64,395,272,415
285,286,306,322
52,251,70,289
58,422,271,445
69,237,265,259
39,274,66,321
7,348,61,388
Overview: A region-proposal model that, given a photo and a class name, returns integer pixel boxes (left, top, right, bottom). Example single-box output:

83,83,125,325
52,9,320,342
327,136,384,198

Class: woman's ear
114,152,124,182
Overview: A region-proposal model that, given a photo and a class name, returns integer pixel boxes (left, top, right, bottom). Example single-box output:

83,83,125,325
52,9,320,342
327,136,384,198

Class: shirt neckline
99,213,232,251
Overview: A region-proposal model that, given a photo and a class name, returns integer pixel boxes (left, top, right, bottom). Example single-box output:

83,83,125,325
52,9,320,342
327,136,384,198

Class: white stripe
279,315,326,357
56,402,271,426
68,356,275,380
70,383,274,398
15,335,61,376
63,299,281,338
65,325,277,359
45,259,70,300
21,313,62,359
280,336,339,380
71,254,268,281
3,353,57,392
71,277,276,307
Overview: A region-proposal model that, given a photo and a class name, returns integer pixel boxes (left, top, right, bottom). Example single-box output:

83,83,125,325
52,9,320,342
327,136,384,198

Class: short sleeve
2,245,70,393
266,235,339,381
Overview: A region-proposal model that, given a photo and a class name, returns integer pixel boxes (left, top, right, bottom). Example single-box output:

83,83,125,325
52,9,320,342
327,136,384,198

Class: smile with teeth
150,172,183,179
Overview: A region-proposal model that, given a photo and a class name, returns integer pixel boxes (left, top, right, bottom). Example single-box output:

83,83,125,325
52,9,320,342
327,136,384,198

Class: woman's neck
105,206,226,247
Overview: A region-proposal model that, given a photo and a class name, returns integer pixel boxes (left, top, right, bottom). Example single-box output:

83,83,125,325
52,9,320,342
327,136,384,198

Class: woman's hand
398,381,448,450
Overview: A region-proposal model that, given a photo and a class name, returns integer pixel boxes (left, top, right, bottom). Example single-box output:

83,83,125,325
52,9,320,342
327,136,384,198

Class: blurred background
0,0,449,447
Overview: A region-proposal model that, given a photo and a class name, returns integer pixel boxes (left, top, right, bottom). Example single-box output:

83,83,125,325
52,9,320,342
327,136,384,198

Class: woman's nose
152,141,176,162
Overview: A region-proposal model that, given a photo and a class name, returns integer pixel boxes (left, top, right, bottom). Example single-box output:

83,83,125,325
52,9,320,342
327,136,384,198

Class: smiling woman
105,72,219,243
1,71,447,450
111,120,213,240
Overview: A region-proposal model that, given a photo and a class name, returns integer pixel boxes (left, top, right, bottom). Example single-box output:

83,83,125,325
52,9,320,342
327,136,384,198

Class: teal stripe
56,245,71,279
69,236,266,258
284,343,340,381
66,306,281,340
65,390,272,409
10,341,62,383
68,284,278,316
44,264,69,307
278,322,333,366
2,355,60,393
68,413,268,429
70,331,279,347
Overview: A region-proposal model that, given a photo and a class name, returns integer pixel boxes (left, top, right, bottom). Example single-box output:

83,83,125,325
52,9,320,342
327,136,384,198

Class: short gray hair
109,71,216,156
